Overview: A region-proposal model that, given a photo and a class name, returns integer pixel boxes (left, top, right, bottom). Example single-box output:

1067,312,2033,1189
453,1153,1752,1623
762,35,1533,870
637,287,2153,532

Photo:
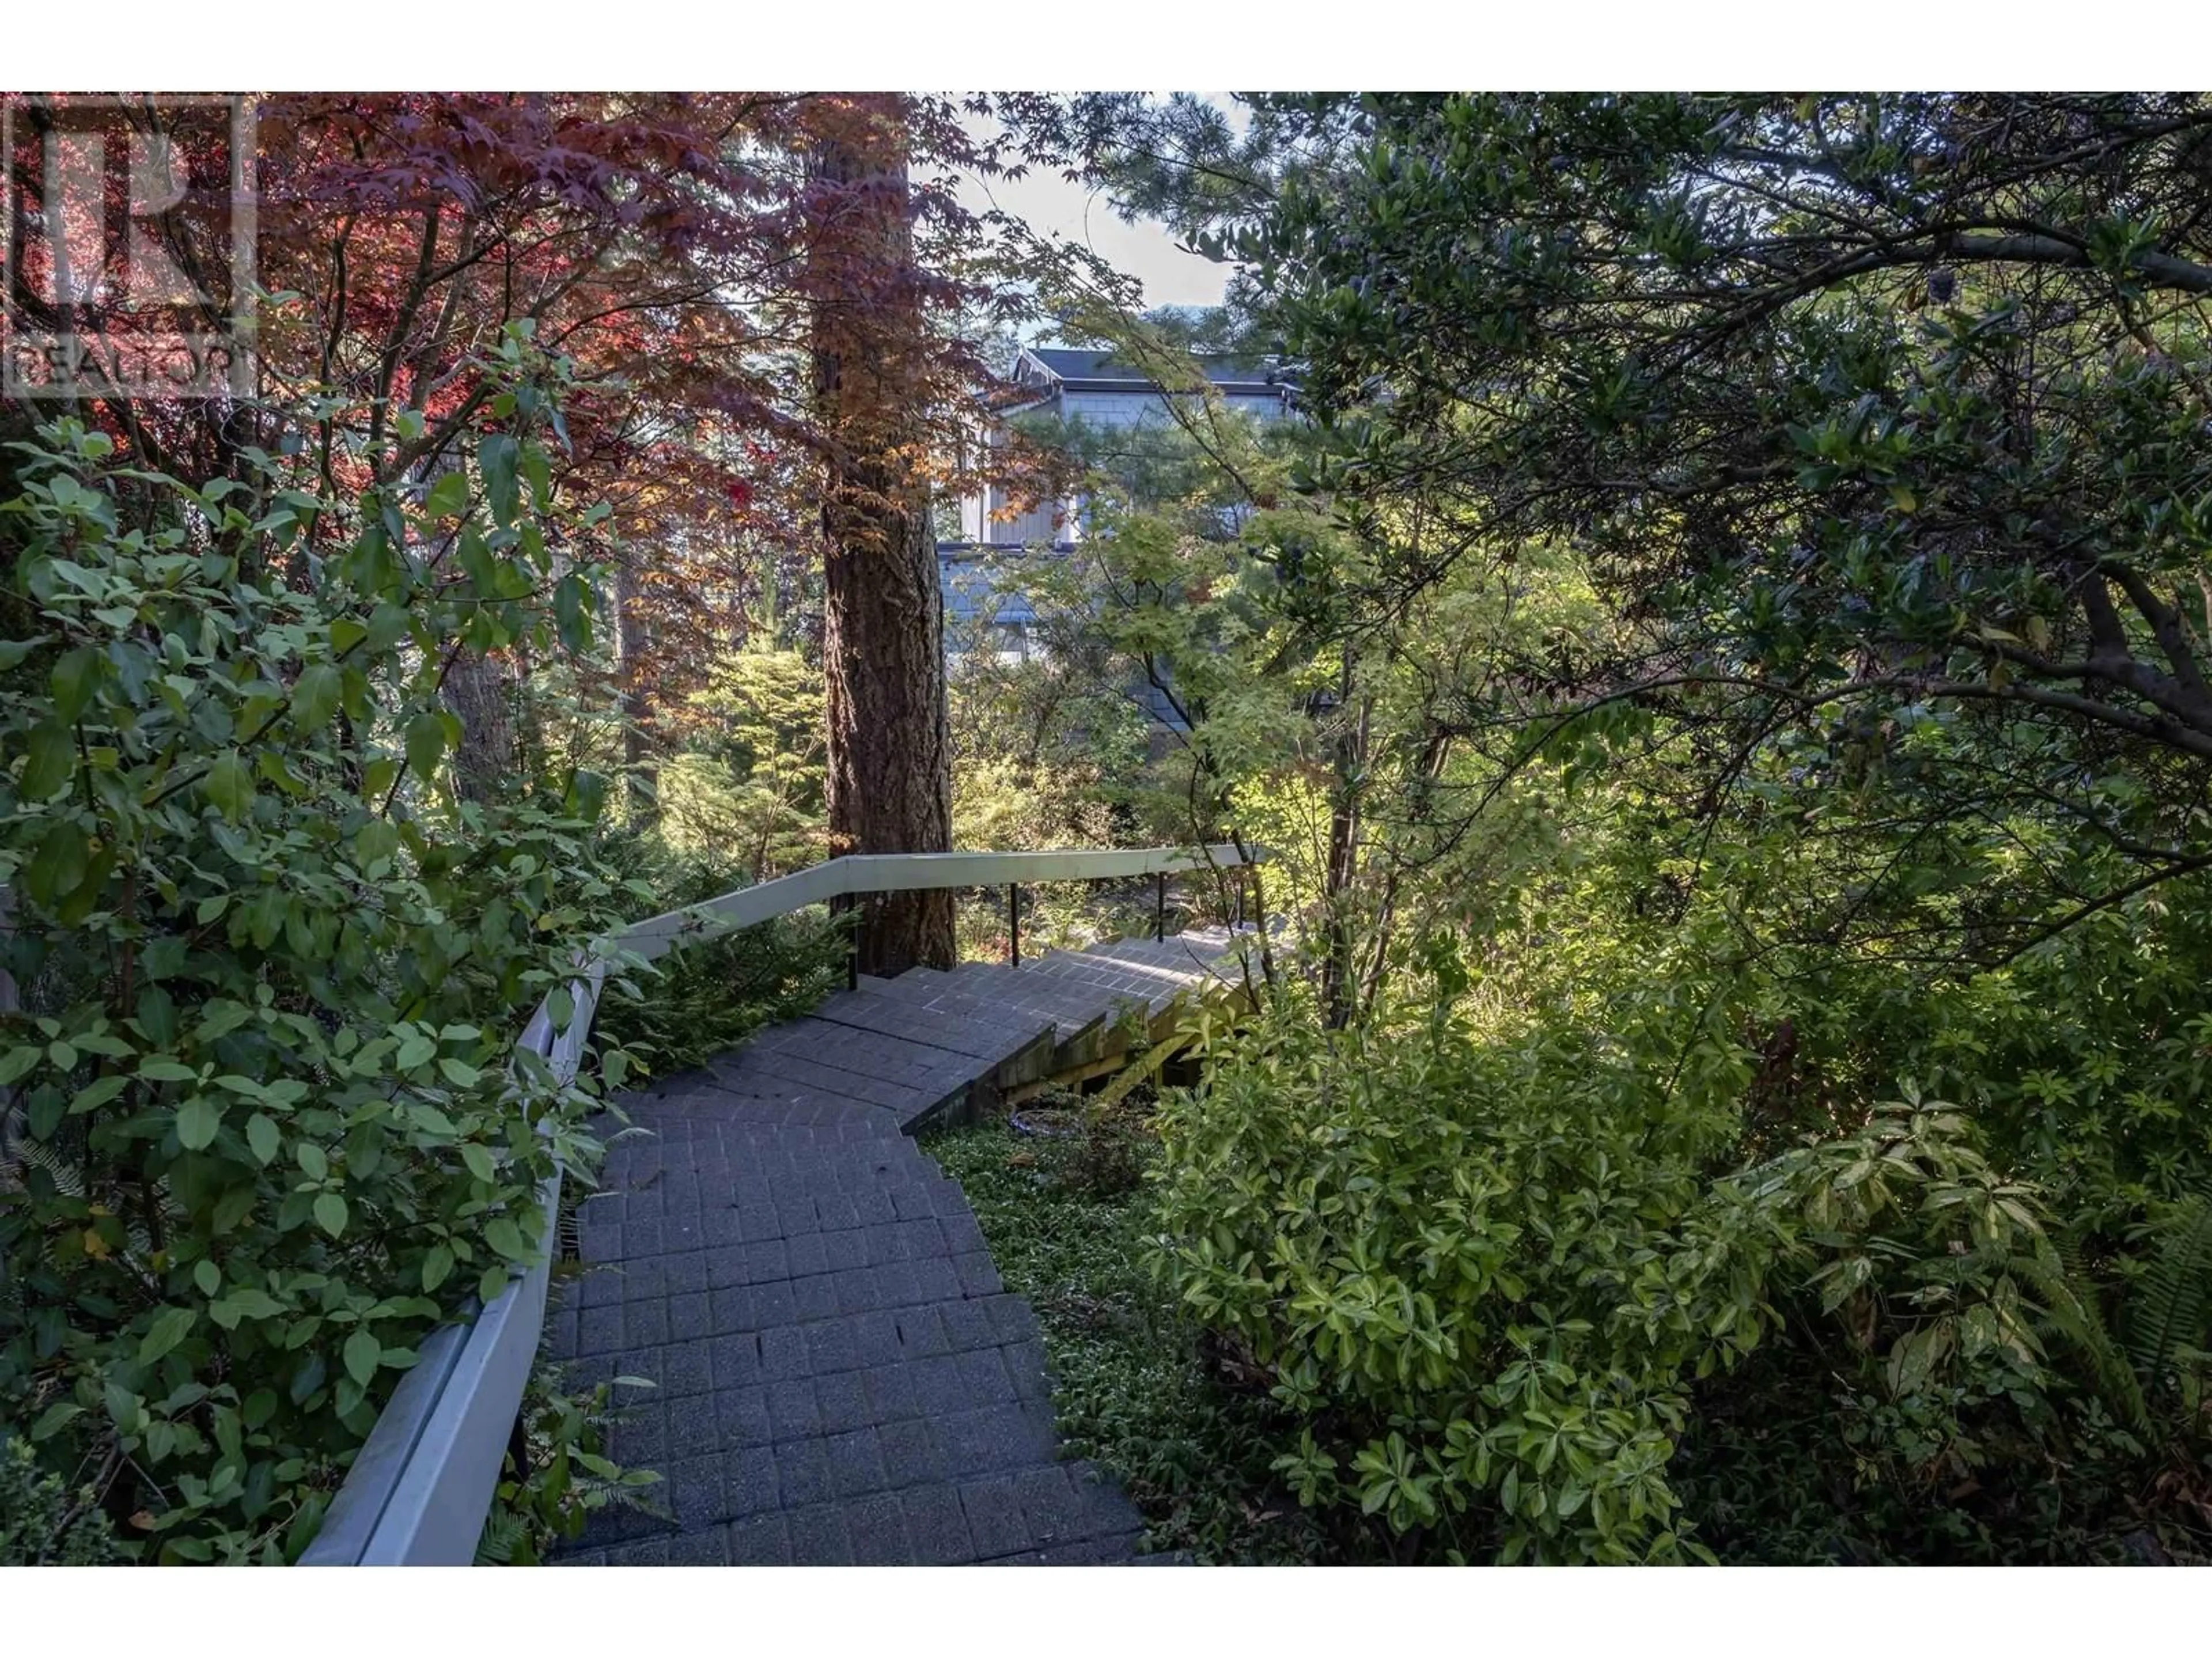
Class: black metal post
1008,883,1021,967
833,891,858,990
506,1404,532,1486
1155,871,1166,941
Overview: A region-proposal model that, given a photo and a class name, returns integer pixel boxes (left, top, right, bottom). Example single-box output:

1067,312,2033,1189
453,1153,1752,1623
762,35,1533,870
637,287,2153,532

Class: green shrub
1148,1005,1783,1563
655,643,826,876
474,1356,661,1565
1150,964,2212,1565
0,351,641,1560
0,1433,118,1563
1745,1094,2061,1487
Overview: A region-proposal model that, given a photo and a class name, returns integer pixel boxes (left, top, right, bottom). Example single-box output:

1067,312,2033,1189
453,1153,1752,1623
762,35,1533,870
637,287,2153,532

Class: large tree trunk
424,448,517,805
809,97,955,974
441,649,517,806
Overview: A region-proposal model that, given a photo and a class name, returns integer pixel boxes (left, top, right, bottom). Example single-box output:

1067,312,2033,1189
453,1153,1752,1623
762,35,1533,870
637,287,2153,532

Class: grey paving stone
758,1324,809,1380
953,1252,1003,1297
786,1503,855,1565
844,1493,912,1565
860,1362,919,1425
983,1295,1041,1343
662,1252,708,1295
900,1484,976,1565
938,1212,988,1255
750,1281,797,1328
665,1456,723,1526
959,1475,1032,1559
937,1298,997,1354
774,1437,834,1510
804,1315,862,1377
609,1402,667,1469
709,1332,761,1391
910,1257,963,1301
1013,1464,1108,1546
668,1291,713,1342
710,1384,772,1449
790,1272,843,1324
1005,1340,1052,1402
823,1427,889,1499
909,1353,972,1418
665,1527,731,1567
650,1340,713,1399
953,1346,1019,1406
666,1390,718,1452
874,1260,923,1308
724,1446,779,1518
1012,1533,1145,1565
1067,1461,1143,1536
894,1305,952,1357
764,1377,821,1441
574,1496,672,1550
708,1286,755,1335
726,1512,792,1566
576,1305,623,1356
937,1404,1061,1473
877,1416,949,1485
815,1369,871,1434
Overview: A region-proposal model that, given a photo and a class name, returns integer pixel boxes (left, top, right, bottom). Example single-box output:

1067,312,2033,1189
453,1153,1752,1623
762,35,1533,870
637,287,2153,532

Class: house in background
938,346,1294,739
946,346,1293,550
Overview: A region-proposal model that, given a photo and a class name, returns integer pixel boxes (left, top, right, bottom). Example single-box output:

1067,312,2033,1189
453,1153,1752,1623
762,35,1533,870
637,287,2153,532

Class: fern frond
474,1507,526,1566
2012,1239,2150,1437
13,1139,87,1198
2124,1194,2212,1391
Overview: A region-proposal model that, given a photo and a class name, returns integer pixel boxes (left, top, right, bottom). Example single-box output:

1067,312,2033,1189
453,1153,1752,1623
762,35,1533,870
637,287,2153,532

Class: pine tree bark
423,448,516,805
440,648,516,806
809,97,955,974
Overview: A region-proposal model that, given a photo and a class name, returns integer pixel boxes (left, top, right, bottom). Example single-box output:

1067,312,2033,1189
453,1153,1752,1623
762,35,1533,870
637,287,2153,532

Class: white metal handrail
298,842,1260,1565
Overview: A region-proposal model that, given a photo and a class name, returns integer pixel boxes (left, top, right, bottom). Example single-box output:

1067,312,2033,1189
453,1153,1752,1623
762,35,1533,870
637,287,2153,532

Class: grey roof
1019,346,1279,396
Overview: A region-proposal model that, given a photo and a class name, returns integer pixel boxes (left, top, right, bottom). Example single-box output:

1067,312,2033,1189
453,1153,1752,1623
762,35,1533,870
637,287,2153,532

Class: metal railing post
831,891,859,990
1155,871,1166,941
1008,883,1020,967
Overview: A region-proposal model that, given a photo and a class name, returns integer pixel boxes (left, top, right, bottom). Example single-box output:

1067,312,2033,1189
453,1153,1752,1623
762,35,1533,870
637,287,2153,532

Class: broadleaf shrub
0,1433,117,1563
1148,1003,1785,1563
0,354,643,1562
1147,991,2122,1563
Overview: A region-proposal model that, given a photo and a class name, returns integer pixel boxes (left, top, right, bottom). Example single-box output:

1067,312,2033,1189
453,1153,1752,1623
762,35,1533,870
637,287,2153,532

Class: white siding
950,381,1289,548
